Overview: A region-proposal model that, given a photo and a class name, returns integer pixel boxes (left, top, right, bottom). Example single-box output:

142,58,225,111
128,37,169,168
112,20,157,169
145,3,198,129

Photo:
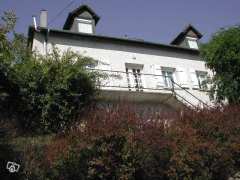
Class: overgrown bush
0,12,101,133
0,121,24,180
20,104,240,180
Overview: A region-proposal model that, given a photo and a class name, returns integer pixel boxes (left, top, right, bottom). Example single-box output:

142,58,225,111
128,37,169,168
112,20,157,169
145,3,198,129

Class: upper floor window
125,63,144,91
86,61,98,69
162,68,175,88
70,18,93,34
126,68,143,91
196,71,208,90
86,59,111,71
187,37,199,49
78,19,93,34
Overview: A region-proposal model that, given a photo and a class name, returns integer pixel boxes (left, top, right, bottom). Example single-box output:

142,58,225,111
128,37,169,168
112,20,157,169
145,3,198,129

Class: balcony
94,69,174,93
90,69,211,109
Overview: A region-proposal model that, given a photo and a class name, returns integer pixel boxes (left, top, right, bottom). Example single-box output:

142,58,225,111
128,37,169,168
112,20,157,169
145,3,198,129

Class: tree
201,26,240,104
0,12,101,133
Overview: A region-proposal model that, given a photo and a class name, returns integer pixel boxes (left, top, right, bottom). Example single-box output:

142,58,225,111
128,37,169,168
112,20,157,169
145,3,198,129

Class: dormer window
75,18,93,34
170,24,202,49
186,37,199,49
63,5,100,34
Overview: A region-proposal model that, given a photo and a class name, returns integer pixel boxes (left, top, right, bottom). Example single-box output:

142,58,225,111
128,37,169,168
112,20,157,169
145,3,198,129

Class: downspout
44,28,50,55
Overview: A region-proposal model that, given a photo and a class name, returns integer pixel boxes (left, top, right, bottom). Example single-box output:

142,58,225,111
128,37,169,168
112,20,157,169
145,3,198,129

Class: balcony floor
97,89,185,110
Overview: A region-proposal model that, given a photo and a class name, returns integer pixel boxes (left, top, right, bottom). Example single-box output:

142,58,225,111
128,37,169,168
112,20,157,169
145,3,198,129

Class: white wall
32,33,213,107
32,33,46,55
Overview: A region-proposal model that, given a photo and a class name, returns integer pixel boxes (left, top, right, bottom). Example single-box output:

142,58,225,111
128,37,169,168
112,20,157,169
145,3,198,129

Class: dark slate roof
63,5,100,30
28,26,200,56
170,24,203,45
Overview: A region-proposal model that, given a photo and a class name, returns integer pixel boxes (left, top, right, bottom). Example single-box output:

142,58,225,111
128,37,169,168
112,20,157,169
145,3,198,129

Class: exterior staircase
171,79,212,109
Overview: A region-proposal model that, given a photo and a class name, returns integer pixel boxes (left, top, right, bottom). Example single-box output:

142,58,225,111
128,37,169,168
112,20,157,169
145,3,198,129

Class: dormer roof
171,24,203,45
63,5,100,30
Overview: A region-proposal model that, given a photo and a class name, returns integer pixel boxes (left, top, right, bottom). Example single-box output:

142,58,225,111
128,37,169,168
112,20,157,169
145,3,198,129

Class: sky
1,0,240,44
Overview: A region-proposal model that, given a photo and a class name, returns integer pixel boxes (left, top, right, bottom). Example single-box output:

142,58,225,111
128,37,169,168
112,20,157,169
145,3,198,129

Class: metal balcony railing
91,69,174,93
90,69,211,109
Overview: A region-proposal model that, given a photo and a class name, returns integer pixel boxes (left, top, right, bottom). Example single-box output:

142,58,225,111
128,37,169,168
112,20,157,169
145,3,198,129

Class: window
86,60,98,69
78,23,93,34
77,19,93,34
187,37,199,49
162,69,174,88
196,71,208,90
126,67,143,91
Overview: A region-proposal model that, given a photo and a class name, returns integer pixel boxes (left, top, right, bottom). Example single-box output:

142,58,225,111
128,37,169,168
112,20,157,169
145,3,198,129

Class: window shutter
172,71,177,84
126,69,135,89
148,65,156,89
189,69,199,89
139,70,146,90
176,67,189,88
154,65,165,88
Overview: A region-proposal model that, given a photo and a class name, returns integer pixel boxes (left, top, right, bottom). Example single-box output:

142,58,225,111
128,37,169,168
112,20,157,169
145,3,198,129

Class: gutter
27,26,200,55
44,28,50,55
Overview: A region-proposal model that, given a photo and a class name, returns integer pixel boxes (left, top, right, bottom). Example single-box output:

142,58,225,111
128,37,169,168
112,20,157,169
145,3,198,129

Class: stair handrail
170,78,211,108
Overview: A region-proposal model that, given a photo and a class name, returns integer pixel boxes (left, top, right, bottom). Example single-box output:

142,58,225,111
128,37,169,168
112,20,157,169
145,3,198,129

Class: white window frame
161,67,176,89
125,63,144,92
76,18,93,34
196,71,208,90
186,37,199,49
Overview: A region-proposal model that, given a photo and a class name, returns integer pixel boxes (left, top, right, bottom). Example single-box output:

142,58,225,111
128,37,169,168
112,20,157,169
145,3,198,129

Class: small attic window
63,5,100,33
186,37,199,49
77,19,93,34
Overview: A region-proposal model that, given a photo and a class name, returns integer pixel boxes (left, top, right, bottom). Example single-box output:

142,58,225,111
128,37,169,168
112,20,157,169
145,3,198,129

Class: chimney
40,9,48,28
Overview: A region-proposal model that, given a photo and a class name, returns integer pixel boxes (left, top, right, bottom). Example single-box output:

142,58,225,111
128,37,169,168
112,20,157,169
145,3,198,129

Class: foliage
0,11,17,33
0,11,100,133
1,11,240,180
20,104,240,180
0,121,24,180
201,26,240,104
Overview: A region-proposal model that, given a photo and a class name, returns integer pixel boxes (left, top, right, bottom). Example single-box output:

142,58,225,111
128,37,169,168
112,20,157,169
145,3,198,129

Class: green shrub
0,14,101,133
200,26,240,104
1,47,100,133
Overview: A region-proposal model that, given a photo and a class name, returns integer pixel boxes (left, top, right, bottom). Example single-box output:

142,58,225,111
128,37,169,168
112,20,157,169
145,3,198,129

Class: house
28,5,213,110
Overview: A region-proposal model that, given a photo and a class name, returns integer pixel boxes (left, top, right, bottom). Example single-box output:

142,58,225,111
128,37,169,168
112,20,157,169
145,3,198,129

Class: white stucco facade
30,31,212,109
29,5,213,109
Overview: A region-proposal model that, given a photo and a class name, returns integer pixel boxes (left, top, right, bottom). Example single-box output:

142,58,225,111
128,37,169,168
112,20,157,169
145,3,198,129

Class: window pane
162,70,173,88
78,23,93,34
188,39,198,49
125,67,143,91
197,72,207,90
